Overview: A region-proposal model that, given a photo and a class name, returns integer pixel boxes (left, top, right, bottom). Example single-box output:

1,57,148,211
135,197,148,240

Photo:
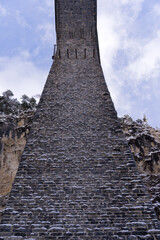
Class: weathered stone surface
120,115,160,175
1,113,160,223
0,0,160,239
120,115,160,221
0,111,34,221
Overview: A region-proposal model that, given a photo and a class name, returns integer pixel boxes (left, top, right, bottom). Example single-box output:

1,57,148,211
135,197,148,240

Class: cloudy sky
0,0,160,127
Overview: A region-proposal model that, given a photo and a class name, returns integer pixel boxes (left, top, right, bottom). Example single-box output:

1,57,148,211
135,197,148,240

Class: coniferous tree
0,90,37,114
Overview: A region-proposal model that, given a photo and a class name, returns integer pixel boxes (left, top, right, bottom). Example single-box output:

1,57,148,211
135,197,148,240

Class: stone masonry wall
0,112,34,222
1,113,160,224
0,0,160,239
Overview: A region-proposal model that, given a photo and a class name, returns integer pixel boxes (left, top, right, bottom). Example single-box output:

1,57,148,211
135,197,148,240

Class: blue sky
0,0,160,128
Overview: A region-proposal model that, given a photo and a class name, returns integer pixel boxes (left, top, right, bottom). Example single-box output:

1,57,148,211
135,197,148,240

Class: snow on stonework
0,112,160,238
0,0,160,239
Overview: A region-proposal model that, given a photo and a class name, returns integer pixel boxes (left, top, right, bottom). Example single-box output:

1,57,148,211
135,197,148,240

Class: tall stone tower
1,0,160,239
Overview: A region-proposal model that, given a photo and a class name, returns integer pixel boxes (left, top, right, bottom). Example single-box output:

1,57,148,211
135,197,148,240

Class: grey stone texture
0,0,160,239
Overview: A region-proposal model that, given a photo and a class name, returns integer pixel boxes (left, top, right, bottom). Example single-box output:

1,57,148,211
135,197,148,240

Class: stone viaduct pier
0,0,160,239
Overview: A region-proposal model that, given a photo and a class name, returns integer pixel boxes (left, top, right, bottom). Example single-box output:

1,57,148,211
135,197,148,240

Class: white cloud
0,54,47,100
16,10,31,28
97,0,160,121
153,3,160,16
37,0,54,18
45,0,53,8
97,0,144,68
37,0,55,43
38,23,55,45
98,0,145,69
0,4,8,16
126,31,160,83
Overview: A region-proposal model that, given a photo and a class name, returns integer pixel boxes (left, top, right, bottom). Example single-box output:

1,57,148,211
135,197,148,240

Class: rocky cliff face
0,111,34,221
0,113,160,221
120,115,160,220
120,115,160,175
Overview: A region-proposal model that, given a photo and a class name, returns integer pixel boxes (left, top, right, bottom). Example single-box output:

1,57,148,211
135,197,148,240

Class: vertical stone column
55,0,100,61
0,0,160,239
